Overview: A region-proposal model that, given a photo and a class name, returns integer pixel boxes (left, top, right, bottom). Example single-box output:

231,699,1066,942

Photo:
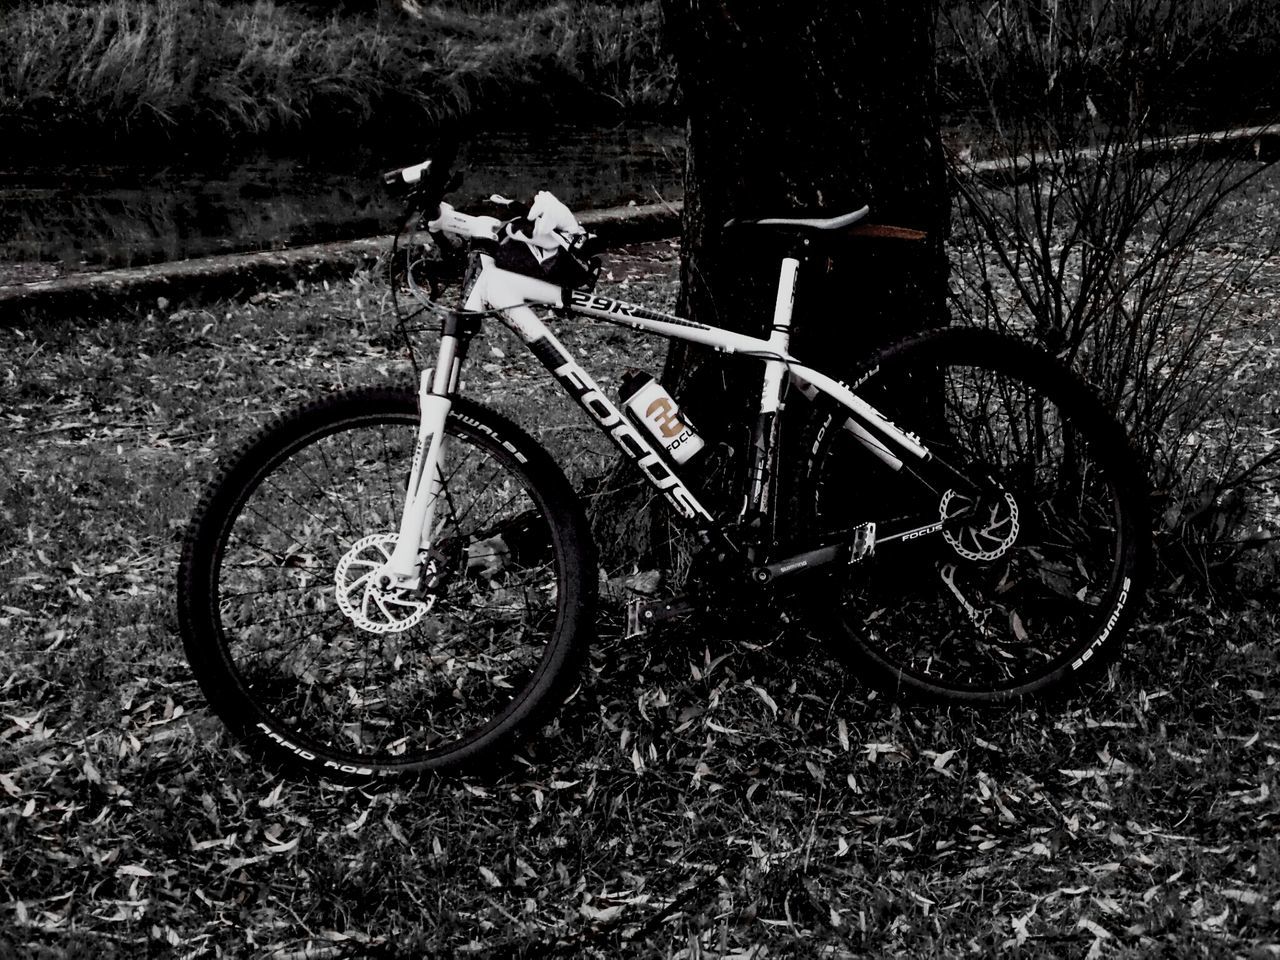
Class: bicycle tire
794,327,1149,704
177,386,595,780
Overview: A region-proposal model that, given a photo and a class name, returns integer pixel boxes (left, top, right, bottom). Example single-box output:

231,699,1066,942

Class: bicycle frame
377,243,937,591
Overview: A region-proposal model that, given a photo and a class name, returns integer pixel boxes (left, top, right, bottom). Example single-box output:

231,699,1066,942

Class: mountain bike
176,152,1149,782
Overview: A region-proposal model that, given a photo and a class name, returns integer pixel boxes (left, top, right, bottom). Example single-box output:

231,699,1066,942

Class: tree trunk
659,0,950,443
591,1,950,569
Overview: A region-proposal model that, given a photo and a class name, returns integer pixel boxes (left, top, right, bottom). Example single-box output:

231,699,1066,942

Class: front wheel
177,387,595,780
796,328,1149,704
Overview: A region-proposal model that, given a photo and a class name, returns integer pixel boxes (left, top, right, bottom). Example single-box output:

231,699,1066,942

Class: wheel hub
335,533,434,634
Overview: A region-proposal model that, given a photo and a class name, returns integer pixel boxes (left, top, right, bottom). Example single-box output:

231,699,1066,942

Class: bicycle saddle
727,206,870,231
724,206,926,243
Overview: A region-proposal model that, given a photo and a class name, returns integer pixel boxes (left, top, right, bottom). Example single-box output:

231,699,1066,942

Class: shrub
942,0,1280,591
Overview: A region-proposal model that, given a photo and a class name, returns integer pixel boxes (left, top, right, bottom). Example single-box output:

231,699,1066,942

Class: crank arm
865,505,979,548
753,506,974,588
752,522,877,585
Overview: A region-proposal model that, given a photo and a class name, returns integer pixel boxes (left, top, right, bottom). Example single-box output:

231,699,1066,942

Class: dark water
0,125,685,281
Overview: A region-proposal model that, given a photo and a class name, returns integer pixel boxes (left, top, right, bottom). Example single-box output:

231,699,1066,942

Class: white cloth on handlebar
514,191,584,251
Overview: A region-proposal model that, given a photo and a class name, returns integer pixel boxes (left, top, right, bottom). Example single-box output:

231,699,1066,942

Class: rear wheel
177,387,594,780
796,328,1148,704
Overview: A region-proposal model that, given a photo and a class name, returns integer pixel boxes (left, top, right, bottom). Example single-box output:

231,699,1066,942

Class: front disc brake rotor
335,533,433,634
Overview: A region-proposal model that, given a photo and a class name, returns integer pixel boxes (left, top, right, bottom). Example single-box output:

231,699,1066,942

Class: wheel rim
209,408,563,767
812,349,1131,695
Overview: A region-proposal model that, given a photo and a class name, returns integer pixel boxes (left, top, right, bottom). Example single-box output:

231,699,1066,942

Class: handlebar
382,148,592,267
381,143,561,244
382,139,460,220
381,141,602,326
427,202,504,242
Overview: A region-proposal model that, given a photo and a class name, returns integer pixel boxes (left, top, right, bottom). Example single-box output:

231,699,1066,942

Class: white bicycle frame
376,203,935,591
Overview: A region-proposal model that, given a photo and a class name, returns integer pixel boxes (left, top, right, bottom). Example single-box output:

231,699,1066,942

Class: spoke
244,621,333,675
358,612,378,750
222,532,335,580
440,461,505,535
346,424,368,538
224,605,341,632
232,611,350,692
220,581,322,602
379,425,403,523
233,502,339,562
440,438,483,491
307,440,364,539
461,480,538,545
436,455,467,538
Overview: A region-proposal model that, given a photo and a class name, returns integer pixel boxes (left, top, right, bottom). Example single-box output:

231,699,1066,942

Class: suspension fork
377,315,474,591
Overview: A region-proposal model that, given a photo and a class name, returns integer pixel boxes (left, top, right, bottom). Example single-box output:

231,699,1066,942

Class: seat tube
744,257,800,526
762,257,799,412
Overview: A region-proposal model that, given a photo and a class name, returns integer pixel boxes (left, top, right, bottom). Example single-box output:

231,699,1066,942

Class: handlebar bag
494,232,601,291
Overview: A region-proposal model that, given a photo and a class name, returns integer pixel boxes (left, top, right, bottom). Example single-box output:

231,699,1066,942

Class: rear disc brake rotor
940,488,1020,562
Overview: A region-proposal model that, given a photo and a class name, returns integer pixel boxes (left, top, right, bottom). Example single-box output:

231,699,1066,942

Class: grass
0,0,674,156
3,224,1280,956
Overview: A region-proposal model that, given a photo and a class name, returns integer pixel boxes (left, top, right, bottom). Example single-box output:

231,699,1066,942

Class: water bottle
619,370,705,466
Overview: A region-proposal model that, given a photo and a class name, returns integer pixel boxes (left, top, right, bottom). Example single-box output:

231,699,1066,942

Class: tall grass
0,0,675,153
3,0,1275,155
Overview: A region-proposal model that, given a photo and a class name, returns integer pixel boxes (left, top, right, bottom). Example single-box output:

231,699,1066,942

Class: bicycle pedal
625,599,644,639
625,596,696,639
850,522,877,563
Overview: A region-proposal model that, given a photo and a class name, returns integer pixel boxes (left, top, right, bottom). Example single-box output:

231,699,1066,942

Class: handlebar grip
383,159,432,186
383,155,460,224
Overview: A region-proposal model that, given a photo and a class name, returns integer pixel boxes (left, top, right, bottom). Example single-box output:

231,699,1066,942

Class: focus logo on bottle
645,397,688,439
626,381,704,465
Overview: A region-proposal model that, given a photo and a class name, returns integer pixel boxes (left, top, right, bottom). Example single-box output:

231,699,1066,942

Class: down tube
500,305,716,525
